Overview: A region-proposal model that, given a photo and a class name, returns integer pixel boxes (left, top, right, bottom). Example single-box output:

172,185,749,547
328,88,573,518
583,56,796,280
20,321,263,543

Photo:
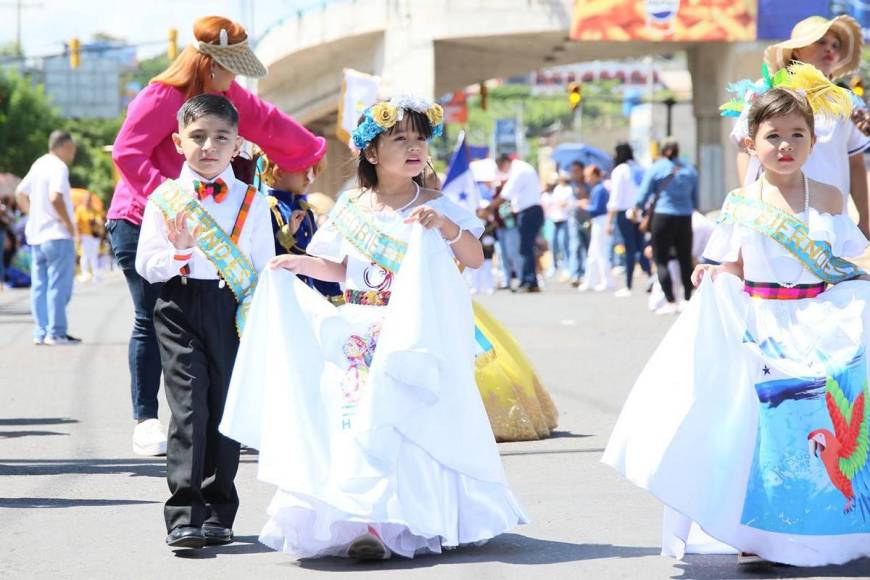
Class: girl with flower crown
219,96,527,560
604,79,870,567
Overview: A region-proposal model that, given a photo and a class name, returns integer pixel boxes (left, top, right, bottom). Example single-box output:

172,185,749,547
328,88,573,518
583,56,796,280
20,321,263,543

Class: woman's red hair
150,16,247,98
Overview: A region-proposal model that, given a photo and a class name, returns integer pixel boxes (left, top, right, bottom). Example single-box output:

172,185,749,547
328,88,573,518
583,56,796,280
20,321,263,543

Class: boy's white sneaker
614,288,633,298
133,419,167,456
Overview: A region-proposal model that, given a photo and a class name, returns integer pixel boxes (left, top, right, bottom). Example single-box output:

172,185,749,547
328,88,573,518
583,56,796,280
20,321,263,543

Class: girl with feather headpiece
604,85,870,568
728,15,870,239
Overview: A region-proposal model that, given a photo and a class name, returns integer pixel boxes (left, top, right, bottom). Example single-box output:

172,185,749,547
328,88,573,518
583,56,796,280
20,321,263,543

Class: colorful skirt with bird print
603,192,870,566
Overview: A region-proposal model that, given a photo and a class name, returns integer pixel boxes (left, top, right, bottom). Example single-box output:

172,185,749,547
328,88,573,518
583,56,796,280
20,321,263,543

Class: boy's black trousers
153,277,241,532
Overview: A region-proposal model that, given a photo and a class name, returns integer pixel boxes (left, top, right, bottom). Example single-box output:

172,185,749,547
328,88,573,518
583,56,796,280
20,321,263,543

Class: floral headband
351,95,444,150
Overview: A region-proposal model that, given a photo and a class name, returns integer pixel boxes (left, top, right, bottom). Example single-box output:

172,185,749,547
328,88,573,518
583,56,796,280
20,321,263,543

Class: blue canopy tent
551,143,613,175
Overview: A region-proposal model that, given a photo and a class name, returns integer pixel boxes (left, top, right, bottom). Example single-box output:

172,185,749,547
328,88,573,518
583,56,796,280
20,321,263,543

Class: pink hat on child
256,108,327,172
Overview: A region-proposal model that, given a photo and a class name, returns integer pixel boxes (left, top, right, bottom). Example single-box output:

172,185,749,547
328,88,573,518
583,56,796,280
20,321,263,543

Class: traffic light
851,75,864,98
69,37,81,70
168,28,178,60
568,82,583,111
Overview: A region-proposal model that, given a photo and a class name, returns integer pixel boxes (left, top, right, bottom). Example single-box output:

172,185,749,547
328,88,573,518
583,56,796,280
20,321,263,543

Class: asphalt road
2,273,869,579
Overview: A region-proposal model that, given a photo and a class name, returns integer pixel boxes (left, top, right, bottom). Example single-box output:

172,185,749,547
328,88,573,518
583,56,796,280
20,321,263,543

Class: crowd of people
464,137,703,317
8,9,870,572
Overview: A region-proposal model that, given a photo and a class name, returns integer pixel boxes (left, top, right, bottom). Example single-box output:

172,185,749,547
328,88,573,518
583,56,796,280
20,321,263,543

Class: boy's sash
329,193,407,273
150,180,258,336
718,192,865,284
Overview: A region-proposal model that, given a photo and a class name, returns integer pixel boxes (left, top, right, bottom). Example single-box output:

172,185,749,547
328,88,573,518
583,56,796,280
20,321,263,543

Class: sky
0,0,310,59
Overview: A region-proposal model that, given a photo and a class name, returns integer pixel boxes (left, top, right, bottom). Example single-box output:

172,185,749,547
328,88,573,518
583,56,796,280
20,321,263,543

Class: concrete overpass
254,0,764,207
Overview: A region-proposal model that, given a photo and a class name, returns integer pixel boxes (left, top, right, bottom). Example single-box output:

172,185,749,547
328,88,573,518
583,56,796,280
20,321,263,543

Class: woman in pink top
107,15,326,457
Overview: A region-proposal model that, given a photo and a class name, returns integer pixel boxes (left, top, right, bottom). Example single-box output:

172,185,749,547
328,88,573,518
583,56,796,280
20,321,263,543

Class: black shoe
166,526,206,549
201,523,234,545
517,285,540,293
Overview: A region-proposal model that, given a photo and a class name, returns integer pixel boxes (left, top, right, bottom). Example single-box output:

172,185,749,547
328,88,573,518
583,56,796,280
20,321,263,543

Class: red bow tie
193,178,228,203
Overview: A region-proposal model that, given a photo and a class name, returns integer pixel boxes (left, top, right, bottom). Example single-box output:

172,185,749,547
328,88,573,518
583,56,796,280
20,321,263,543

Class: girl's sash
718,192,865,284
329,192,510,375
150,180,258,336
329,193,407,273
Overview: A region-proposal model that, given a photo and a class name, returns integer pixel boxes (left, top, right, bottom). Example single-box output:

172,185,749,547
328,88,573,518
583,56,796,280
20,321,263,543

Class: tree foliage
131,54,170,89
61,116,122,204
0,69,122,205
443,82,629,164
0,70,60,178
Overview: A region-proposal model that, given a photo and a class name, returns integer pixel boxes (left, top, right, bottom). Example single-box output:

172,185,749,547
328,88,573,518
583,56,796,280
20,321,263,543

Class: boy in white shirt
15,130,79,345
136,94,274,549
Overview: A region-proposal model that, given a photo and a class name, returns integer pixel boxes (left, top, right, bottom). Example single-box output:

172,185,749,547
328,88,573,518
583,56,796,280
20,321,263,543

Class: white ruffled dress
219,195,528,559
603,206,870,567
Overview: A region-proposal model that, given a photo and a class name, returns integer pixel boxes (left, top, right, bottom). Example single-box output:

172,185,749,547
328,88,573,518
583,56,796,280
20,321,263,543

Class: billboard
758,1,870,41
571,0,757,42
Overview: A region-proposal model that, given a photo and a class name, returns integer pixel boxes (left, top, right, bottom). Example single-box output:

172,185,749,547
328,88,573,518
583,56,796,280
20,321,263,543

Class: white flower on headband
388,95,435,121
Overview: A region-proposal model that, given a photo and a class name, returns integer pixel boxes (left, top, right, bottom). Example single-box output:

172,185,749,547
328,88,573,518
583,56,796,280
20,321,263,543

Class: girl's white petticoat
603,207,870,567
220,196,527,558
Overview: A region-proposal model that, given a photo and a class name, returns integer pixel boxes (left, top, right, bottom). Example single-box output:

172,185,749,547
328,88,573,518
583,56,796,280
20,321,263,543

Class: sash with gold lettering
329,193,407,273
150,180,258,336
718,192,865,284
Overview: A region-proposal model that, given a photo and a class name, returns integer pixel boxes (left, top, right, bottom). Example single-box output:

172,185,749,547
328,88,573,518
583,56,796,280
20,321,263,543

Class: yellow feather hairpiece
779,62,853,119
720,62,858,119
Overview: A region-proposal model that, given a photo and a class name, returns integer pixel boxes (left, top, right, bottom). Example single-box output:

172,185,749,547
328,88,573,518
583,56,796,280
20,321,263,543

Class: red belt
743,281,826,300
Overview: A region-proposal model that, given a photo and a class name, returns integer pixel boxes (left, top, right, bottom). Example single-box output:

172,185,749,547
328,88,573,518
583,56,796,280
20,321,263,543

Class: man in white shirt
496,155,544,292
15,131,80,345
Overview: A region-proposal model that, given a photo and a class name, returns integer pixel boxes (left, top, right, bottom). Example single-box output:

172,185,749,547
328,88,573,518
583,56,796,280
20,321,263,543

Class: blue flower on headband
351,96,445,150
352,111,385,149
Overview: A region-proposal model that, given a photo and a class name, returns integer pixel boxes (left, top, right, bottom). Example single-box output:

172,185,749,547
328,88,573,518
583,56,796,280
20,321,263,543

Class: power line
0,38,167,65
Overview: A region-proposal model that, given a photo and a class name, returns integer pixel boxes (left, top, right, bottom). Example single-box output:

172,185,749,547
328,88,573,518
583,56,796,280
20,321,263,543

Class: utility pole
0,0,42,57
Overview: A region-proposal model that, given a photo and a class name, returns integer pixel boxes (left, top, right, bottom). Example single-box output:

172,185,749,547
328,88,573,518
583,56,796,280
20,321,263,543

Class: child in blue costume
255,152,343,303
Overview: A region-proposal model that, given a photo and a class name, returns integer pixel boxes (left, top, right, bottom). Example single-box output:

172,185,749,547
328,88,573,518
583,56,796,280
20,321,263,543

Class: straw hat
764,15,862,80
195,28,267,79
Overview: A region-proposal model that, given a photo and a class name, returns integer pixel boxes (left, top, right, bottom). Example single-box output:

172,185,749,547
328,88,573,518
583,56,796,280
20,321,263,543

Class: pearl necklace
368,182,421,213
759,173,809,288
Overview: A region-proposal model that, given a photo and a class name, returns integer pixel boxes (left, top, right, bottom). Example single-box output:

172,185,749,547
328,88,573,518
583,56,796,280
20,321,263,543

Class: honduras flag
442,131,481,214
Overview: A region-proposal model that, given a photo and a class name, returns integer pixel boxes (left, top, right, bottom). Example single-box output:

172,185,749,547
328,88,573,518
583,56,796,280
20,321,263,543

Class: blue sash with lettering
329,192,407,273
718,192,865,284
150,180,258,336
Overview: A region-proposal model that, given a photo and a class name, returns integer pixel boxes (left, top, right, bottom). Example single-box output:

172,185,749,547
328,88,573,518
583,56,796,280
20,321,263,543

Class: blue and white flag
442,131,481,213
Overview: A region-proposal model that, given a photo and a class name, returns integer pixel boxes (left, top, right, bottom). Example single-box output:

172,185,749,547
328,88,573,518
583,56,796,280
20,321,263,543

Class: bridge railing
255,0,358,46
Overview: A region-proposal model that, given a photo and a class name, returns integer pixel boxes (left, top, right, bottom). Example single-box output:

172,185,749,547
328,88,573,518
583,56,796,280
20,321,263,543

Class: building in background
1,40,137,119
